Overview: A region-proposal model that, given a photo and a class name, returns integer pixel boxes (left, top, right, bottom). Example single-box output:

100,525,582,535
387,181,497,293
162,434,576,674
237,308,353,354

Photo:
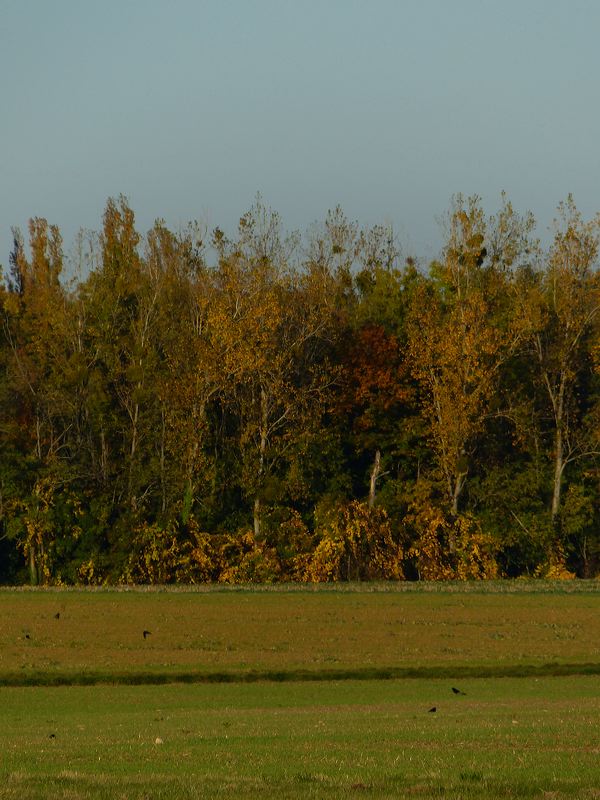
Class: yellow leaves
217,530,281,584
33,476,56,509
304,537,346,582
592,340,600,375
101,196,141,274
118,503,407,586
110,502,502,586
538,561,576,581
304,501,404,582
2,291,21,317
77,558,105,586
123,521,196,584
189,529,218,583
407,505,498,581
206,254,289,385
123,522,283,585
15,478,79,586
543,201,600,343
408,200,528,514
534,543,576,580
405,505,454,581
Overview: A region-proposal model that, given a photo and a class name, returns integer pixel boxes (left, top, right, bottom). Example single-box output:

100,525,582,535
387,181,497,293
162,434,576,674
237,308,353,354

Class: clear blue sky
2,0,600,269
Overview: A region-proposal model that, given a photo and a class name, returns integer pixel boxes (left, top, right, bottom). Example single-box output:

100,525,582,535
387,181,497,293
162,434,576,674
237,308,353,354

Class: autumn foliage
1,194,600,584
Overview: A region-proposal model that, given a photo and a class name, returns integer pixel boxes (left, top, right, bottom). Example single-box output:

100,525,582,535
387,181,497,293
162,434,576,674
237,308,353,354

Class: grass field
1,678,600,798
2,580,600,684
1,581,599,798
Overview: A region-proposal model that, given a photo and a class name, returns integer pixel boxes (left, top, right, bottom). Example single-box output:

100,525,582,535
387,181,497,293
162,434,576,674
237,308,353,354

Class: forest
1,193,599,585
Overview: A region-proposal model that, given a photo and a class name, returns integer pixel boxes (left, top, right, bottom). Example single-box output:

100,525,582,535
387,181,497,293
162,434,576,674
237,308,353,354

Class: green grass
1,582,599,797
1,677,599,799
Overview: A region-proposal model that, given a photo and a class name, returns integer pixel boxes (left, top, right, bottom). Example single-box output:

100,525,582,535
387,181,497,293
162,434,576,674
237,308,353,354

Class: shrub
304,501,404,582
121,518,219,584
406,505,498,580
216,530,282,583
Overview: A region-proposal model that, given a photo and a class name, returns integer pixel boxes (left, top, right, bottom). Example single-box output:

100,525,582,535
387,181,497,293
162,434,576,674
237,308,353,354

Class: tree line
1,194,599,585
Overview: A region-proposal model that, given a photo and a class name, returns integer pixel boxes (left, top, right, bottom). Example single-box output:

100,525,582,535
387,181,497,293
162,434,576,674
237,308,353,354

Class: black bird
48,733,56,739
428,707,437,713
451,687,466,695
24,633,31,640
143,630,151,639
54,612,60,619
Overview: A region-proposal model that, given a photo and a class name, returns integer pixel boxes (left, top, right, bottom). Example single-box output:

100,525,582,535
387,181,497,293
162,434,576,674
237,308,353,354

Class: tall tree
408,195,536,515
212,200,335,536
1,218,75,582
527,197,600,524
87,196,161,515
145,219,217,520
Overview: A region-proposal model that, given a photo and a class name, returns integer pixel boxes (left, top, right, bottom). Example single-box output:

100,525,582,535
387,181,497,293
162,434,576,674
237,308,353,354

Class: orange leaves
348,325,410,410
338,325,411,430
6,193,600,585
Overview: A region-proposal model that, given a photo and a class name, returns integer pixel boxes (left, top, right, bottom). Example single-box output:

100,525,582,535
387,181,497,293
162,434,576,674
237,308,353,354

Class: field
1,581,599,798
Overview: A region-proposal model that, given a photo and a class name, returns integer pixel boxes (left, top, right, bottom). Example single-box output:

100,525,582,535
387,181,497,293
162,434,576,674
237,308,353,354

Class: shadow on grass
2,660,600,688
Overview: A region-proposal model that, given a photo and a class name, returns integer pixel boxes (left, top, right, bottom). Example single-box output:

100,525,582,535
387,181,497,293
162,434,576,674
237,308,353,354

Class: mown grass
1,677,599,799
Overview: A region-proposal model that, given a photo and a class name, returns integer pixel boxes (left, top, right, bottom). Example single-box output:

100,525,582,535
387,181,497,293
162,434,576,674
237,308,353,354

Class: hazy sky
2,0,600,269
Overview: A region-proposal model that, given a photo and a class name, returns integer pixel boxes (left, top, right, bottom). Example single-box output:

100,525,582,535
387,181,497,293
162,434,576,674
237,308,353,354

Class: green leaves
1,194,599,583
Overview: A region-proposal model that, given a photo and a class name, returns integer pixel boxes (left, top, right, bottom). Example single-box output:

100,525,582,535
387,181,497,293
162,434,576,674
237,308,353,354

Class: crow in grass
24,633,31,640
451,687,466,695
428,707,437,713
54,612,60,619
143,630,151,639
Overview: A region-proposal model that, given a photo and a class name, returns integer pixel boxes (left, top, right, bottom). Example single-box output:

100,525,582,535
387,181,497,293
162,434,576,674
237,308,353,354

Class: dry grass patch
0,583,599,684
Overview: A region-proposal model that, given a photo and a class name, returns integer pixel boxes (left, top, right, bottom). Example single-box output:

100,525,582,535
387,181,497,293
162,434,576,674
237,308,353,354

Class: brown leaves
337,324,412,432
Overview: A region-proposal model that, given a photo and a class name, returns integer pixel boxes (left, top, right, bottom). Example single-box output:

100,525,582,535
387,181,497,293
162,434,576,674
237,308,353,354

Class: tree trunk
128,401,139,511
160,407,166,513
253,496,261,538
35,412,42,460
254,386,268,538
551,376,566,524
551,424,563,524
28,545,38,586
100,428,108,483
451,473,465,517
368,450,381,509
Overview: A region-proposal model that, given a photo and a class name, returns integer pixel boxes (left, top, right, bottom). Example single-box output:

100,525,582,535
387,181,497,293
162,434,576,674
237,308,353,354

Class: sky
2,0,600,271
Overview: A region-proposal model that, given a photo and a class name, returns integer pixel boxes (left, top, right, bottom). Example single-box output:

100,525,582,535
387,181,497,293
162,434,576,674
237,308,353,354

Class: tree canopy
1,194,599,584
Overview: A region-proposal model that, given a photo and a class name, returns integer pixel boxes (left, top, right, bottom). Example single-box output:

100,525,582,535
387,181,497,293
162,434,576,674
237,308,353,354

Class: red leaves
337,324,412,431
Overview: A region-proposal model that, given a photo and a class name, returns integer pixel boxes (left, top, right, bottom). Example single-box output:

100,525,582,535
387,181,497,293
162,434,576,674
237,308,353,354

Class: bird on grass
451,687,466,695
143,630,152,639
428,707,437,713
54,612,60,619
24,633,31,640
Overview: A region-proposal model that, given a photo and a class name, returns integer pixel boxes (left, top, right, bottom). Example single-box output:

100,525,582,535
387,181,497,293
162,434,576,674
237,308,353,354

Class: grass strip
3,660,600,687
5,578,600,593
